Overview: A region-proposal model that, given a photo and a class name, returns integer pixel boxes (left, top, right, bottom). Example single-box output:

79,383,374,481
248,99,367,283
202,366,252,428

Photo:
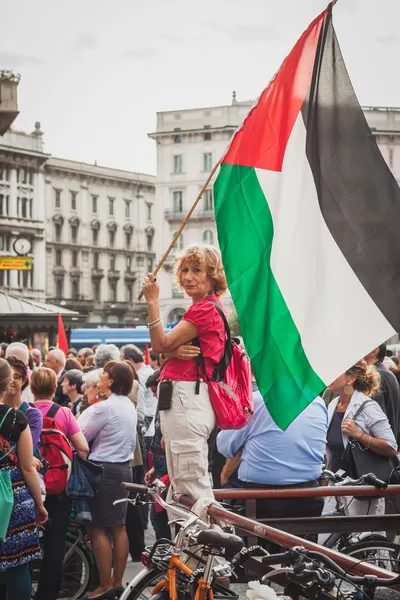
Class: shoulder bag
0,407,16,539
341,400,400,483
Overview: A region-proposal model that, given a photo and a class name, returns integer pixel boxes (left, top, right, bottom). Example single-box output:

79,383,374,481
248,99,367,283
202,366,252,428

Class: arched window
173,232,184,252
203,230,214,245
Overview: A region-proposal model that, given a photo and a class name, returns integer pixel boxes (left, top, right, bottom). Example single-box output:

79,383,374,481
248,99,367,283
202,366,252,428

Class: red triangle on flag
57,313,69,355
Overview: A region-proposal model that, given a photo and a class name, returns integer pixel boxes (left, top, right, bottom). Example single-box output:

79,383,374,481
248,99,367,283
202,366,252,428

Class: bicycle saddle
197,528,244,553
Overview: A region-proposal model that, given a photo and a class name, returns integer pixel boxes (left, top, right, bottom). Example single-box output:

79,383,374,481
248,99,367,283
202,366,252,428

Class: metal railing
172,486,400,581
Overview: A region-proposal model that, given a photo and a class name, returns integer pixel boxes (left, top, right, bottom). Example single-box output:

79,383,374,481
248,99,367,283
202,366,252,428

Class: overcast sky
1,0,398,175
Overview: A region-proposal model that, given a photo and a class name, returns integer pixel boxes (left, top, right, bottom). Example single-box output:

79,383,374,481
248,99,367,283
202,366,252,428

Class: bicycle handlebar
322,470,388,489
121,482,149,494
262,546,400,587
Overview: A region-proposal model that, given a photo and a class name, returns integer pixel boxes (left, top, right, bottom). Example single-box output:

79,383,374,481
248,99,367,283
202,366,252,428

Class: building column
33,169,46,221
9,168,17,218
33,235,46,300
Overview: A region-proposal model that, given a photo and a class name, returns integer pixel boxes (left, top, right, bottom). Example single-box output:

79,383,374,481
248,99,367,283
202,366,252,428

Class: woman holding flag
141,244,228,500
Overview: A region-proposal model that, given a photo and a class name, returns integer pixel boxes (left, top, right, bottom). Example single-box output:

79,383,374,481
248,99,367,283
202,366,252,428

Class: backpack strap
208,299,231,339
0,407,13,431
46,403,61,419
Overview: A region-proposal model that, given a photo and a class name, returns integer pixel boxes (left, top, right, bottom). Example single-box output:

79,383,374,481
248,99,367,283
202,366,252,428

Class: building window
55,249,62,266
0,233,4,251
93,252,99,269
70,191,78,210
92,195,98,213
173,155,182,173
126,284,133,303
110,255,115,271
204,189,213,211
0,194,9,216
72,250,78,267
109,283,117,302
71,225,77,243
204,132,212,141
146,234,152,252
203,152,212,171
173,191,183,212
108,197,115,216
54,189,61,208
173,232,184,252
0,270,9,287
0,164,9,181
146,203,152,221
17,167,28,184
56,279,63,299
93,282,100,302
203,230,214,245
109,230,115,247
125,200,131,218
125,232,131,249
126,256,131,272
21,197,28,218
55,224,61,242
147,258,153,272
174,135,182,143
72,279,79,300
92,229,98,246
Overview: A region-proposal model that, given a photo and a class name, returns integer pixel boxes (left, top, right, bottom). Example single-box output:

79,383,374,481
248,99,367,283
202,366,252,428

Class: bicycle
318,470,400,572
261,545,400,600
31,515,99,600
117,479,259,600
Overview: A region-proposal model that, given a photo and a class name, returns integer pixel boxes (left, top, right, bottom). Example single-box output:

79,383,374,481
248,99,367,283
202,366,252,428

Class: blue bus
70,327,171,351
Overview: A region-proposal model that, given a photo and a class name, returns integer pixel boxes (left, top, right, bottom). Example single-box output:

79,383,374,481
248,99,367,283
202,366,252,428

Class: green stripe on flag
214,163,325,429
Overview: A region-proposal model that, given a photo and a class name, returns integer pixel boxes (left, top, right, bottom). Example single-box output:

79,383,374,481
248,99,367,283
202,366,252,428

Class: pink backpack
198,300,254,430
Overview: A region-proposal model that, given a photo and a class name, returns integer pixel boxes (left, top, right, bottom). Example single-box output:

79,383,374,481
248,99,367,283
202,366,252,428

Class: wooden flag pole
138,156,223,300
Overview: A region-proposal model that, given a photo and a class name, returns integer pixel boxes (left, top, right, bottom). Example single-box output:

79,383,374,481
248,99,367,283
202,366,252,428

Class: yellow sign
0,256,32,270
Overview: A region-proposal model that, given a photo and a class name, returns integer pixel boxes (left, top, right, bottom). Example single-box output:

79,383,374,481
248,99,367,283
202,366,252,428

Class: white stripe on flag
255,113,394,385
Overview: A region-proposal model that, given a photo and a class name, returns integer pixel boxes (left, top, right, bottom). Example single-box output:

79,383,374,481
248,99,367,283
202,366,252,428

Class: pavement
122,526,157,587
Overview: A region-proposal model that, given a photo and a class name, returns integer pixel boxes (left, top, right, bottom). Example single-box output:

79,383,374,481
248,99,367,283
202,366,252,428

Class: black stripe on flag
301,7,400,332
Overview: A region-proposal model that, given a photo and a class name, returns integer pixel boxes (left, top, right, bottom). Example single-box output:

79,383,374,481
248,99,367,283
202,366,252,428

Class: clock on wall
13,237,32,256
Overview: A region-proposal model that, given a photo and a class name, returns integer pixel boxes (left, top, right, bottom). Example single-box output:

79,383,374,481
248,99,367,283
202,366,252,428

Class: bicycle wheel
120,567,239,600
31,540,92,600
342,539,400,573
120,567,167,600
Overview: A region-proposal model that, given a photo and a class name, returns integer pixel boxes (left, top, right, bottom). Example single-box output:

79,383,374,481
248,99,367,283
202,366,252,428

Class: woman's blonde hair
174,244,228,297
31,367,57,399
346,359,381,397
0,358,12,397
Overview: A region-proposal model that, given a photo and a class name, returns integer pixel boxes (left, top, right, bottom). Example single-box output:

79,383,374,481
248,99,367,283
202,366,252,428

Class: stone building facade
44,158,156,325
0,123,48,301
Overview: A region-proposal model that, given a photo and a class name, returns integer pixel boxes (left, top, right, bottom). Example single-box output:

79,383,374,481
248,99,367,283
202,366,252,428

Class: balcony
124,271,137,282
53,266,67,276
107,270,120,281
47,298,94,313
103,301,129,314
91,268,104,279
164,209,215,222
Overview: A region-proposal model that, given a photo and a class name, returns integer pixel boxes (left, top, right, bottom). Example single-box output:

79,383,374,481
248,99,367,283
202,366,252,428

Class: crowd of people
0,243,400,600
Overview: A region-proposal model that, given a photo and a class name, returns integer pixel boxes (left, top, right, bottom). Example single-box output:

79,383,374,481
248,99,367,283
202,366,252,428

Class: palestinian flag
214,2,400,429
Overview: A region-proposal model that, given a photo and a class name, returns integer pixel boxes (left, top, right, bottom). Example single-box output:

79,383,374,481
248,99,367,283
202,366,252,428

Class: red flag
57,313,69,355
145,344,150,365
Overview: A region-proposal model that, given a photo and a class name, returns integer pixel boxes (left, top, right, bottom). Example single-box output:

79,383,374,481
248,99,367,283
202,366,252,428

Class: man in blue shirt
217,384,328,521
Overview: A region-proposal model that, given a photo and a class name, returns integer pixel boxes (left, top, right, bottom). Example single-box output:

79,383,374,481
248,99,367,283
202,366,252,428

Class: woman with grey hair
77,369,104,424
94,344,120,369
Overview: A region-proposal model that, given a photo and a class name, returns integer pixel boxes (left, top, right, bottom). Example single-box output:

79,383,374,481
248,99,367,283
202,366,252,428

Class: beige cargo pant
160,380,216,502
